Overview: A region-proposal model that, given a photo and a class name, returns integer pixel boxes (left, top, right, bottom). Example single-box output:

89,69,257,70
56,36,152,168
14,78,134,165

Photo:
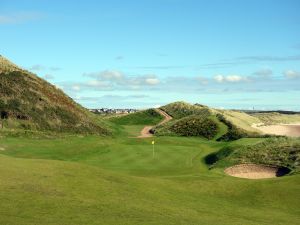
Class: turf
0,109,299,224
0,134,300,225
109,109,163,126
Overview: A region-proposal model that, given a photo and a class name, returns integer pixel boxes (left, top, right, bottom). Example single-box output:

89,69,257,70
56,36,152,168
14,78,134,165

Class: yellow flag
152,140,155,145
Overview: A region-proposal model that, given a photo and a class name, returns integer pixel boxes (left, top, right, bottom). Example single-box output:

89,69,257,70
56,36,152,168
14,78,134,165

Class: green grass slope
252,112,300,125
0,136,299,225
206,137,300,173
155,102,260,141
160,101,211,119
155,114,227,140
0,55,109,135
107,109,164,136
109,109,163,126
211,108,260,132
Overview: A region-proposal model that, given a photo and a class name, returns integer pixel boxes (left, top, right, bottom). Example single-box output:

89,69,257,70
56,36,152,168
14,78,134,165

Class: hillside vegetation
206,137,300,173
160,101,211,119
0,55,20,72
154,102,259,141
252,112,300,125
0,55,109,135
109,109,163,125
214,109,260,132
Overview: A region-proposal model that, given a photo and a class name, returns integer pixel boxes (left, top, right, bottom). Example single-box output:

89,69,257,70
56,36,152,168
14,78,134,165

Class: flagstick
152,143,155,158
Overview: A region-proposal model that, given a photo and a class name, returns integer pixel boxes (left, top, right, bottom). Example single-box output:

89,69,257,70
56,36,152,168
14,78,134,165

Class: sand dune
253,123,300,137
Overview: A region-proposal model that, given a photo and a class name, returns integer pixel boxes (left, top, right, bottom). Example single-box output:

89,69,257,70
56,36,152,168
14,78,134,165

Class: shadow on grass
204,147,233,166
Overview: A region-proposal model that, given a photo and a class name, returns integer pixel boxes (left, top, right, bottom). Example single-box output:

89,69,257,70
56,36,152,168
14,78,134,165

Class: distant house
89,108,139,114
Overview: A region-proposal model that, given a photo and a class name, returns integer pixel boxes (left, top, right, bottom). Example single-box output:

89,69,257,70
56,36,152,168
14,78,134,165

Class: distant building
89,108,139,114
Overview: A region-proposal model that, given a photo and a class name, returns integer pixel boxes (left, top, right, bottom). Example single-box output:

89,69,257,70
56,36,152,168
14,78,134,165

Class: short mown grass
0,133,299,225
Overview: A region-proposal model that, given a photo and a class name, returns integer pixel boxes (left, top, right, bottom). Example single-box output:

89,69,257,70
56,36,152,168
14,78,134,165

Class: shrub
169,116,218,139
209,137,300,173
161,101,211,119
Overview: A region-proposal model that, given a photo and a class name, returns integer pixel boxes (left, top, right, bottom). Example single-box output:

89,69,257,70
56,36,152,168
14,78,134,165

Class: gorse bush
209,137,300,173
161,101,210,119
169,116,218,139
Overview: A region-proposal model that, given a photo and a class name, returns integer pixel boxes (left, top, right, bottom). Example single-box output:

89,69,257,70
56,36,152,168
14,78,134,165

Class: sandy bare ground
137,109,172,138
253,123,300,137
224,164,287,179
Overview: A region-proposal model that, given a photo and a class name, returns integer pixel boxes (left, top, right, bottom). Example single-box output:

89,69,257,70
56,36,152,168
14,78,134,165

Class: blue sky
1,0,300,110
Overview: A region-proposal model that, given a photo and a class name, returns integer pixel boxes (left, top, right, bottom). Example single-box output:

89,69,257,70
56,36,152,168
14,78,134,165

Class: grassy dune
155,102,257,141
215,109,261,132
0,56,109,135
109,109,163,126
253,112,300,125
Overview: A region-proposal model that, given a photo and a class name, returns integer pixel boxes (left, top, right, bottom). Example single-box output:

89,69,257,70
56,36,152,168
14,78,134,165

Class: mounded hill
154,101,260,140
160,101,211,119
0,55,109,135
206,137,300,173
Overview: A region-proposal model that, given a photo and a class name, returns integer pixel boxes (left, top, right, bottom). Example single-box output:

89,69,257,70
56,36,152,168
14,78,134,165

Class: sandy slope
253,123,300,137
224,164,287,179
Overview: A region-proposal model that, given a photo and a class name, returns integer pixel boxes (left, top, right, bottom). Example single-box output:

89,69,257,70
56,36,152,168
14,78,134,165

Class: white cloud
214,74,248,83
86,80,108,87
145,78,160,85
29,64,61,72
72,85,81,91
43,74,54,80
214,75,224,83
100,70,123,80
284,70,300,79
84,70,160,88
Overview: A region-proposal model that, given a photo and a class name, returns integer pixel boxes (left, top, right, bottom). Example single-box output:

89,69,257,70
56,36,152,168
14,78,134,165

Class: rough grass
207,137,300,173
0,69,109,135
214,109,260,132
109,109,163,126
252,112,300,125
155,115,222,140
155,102,224,139
160,101,211,119
157,102,264,141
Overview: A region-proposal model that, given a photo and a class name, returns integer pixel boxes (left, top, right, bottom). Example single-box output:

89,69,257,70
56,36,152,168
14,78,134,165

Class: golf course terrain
1,56,300,225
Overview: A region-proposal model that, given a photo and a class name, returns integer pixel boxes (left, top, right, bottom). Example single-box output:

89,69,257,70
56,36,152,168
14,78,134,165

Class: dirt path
137,109,172,138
